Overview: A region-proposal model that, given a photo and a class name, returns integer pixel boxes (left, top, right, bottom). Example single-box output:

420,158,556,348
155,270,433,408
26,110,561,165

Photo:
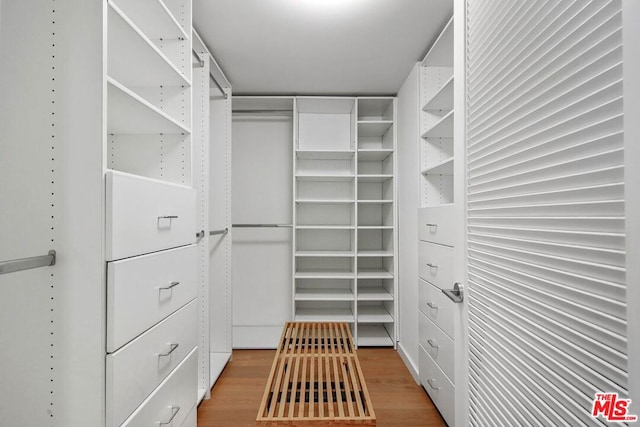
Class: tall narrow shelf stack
417,16,457,426
105,1,198,427
293,97,398,348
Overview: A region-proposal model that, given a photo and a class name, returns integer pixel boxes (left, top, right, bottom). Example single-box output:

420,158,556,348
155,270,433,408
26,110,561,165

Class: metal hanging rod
0,250,56,275
232,224,293,228
192,49,228,99
195,228,229,242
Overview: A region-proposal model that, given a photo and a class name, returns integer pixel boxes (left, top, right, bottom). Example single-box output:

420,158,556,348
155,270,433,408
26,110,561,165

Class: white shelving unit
292,97,397,347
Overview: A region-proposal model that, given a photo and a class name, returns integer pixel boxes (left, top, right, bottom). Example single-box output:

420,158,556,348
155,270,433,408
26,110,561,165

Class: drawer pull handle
426,223,438,228
427,379,441,390
442,282,464,303
159,281,180,291
427,339,439,349
159,406,180,426
426,263,438,269
426,302,438,310
158,216,178,228
158,343,179,358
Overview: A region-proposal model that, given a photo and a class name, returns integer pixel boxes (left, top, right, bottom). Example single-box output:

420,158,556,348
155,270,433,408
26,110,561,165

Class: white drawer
106,170,196,261
419,311,454,382
418,240,453,290
418,278,454,339
180,405,197,427
107,245,197,352
418,205,455,246
419,345,455,427
121,347,198,427
107,301,198,427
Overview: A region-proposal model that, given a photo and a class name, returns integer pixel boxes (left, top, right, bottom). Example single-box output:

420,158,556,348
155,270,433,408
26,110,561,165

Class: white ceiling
193,0,452,96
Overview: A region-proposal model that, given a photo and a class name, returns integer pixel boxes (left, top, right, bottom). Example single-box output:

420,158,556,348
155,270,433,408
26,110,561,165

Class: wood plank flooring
197,349,446,427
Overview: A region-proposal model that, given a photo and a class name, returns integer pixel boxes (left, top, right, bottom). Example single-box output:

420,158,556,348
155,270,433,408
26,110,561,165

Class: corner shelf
421,110,454,139
108,2,190,88
421,157,454,175
107,78,190,134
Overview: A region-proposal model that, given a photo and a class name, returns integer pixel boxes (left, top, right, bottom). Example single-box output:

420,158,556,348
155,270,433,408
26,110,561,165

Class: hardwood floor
197,349,446,426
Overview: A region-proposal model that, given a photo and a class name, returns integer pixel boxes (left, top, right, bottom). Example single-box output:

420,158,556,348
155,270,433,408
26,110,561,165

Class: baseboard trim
397,342,419,384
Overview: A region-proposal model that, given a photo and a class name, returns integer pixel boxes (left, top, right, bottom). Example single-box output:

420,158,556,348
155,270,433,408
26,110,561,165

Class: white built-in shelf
209,352,231,389
358,149,394,161
423,202,455,209
423,75,454,112
296,150,355,160
358,226,393,230
112,0,189,41
422,16,454,67
421,110,454,139
108,2,190,88
358,287,394,301
357,175,394,183
295,270,355,279
358,306,394,323
296,225,355,230
357,269,394,279
357,325,394,346
295,199,354,204
107,78,190,134
357,121,394,138
296,174,355,182
295,250,355,257
295,288,354,301
357,200,393,204
358,250,394,257
295,307,355,322
421,157,454,175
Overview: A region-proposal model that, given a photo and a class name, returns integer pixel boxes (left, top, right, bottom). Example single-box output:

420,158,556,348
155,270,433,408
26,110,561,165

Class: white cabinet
293,97,398,347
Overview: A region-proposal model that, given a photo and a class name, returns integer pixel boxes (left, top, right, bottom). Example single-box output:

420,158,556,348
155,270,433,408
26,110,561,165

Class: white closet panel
466,0,626,425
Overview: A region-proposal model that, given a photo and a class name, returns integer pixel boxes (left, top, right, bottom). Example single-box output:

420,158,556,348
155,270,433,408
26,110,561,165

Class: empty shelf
112,0,189,40
357,175,393,183
108,2,189,88
421,110,454,139
295,250,355,257
357,250,394,257
357,324,394,347
358,149,394,161
296,175,355,182
422,75,454,112
295,270,355,279
107,78,190,134
294,307,355,322
357,269,394,279
357,121,394,137
358,287,394,301
295,288,354,301
358,226,393,230
296,150,355,160
295,199,354,204
421,157,454,175
358,306,394,323
357,200,393,204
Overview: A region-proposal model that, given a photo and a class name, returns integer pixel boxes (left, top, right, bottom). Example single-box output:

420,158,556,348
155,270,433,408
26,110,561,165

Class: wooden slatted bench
257,322,376,425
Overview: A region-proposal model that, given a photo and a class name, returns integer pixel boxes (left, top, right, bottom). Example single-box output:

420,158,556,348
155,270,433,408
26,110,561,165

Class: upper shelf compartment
422,16,453,67
108,2,190,89
297,97,356,151
358,98,394,121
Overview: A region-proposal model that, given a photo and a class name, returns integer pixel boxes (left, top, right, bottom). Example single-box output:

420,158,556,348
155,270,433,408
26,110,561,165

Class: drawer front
418,205,455,246
106,170,196,261
419,345,455,426
419,312,455,382
121,347,198,427
107,245,198,352
418,240,453,290
418,278,454,339
107,301,197,427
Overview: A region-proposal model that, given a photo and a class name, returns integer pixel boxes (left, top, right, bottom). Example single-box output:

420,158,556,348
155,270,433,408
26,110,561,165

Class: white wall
396,63,421,380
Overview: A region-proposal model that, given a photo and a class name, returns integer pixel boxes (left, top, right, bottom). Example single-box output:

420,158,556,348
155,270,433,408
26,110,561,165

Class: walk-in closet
1,0,638,426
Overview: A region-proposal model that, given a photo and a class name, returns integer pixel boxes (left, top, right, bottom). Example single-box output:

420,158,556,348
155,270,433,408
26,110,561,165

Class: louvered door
465,0,627,425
